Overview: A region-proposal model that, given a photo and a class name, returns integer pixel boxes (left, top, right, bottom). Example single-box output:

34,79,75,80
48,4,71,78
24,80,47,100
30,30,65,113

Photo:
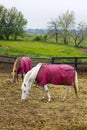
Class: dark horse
11,57,32,83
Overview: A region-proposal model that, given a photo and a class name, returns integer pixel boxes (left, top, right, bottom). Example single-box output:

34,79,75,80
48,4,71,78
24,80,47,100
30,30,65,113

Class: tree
0,6,27,40
58,10,75,44
0,5,6,39
71,22,87,47
48,18,60,43
1,8,12,40
9,7,27,40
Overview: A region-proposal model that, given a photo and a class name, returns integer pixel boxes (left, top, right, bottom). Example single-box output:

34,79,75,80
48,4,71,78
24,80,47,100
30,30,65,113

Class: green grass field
0,40,87,57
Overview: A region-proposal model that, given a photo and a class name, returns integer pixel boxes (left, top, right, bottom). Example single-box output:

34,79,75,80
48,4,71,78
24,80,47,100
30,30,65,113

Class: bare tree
48,18,60,43
58,10,75,44
71,22,87,47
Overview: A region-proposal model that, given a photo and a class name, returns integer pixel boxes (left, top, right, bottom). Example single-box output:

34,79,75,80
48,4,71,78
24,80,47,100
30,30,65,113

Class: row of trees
0,5,87,46
48,10,87,47
0,5,27,40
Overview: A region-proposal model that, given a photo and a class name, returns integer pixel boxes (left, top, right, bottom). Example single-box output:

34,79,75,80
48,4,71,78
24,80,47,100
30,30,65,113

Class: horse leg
21,73,24,81
42,87,47,99
63,86,69,101
17,74,18,81
43,85,51,102
71,85,76,97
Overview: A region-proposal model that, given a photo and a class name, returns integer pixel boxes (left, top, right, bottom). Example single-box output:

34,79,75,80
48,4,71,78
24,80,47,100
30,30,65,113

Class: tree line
48,10,87,47
0,5,27,40
0,5,87,47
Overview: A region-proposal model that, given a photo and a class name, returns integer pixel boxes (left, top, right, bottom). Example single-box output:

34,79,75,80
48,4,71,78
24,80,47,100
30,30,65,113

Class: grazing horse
21,63,78,102
11,57,32,83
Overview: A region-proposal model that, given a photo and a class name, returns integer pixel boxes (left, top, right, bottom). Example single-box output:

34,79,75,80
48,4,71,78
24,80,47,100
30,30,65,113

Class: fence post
75,57,78,70
51,57,54,64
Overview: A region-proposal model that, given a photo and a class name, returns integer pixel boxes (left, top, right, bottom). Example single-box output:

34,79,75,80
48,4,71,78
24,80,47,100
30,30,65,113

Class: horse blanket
36,64,75,86
17,57,32,74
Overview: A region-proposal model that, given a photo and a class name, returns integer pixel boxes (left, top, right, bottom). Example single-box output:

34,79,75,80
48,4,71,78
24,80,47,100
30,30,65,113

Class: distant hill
25,28,48,34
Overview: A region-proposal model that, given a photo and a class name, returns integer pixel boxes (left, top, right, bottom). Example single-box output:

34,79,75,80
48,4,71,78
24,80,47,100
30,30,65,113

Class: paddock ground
0,70,87,130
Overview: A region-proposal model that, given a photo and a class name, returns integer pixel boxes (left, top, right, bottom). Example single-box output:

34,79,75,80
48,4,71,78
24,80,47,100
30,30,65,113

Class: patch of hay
0,72,87,130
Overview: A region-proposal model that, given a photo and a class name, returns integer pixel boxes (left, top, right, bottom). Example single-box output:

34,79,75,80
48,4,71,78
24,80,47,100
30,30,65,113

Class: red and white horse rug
36,64,75,86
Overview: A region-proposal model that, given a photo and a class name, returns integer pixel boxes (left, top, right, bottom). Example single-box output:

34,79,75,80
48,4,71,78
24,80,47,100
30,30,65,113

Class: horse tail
73,71,79,98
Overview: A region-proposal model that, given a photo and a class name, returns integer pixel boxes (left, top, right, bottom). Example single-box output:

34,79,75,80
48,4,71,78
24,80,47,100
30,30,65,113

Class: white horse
21,63,78,102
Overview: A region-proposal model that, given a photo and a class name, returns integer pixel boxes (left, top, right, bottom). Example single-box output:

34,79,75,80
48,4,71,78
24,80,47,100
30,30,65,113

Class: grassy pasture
0,40,87,57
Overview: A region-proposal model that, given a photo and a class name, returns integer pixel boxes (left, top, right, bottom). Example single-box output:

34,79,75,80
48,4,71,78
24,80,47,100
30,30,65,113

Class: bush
33,35,42,41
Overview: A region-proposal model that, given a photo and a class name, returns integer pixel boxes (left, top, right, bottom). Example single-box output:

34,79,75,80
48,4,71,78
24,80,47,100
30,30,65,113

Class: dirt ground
0,64,87,130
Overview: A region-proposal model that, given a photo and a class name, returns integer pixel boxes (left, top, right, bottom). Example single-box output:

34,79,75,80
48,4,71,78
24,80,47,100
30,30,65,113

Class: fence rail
0,55,87,71
51,56,87,71
0,55,51,66
0,55,16,64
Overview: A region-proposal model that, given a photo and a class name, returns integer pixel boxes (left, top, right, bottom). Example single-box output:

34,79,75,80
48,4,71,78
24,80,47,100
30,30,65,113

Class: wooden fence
51,56,87,71
0,55,87,71
0,55,51,66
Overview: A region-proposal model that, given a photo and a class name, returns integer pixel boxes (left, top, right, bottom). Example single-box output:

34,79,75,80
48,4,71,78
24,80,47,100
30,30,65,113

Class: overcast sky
0,0,87,29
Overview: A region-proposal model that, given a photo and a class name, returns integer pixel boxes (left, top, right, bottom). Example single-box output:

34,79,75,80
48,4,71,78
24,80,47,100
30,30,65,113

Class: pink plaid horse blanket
17,57,32,74
36,64,75,86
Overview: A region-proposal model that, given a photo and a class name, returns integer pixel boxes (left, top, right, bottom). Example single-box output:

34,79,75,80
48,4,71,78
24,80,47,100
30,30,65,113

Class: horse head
21,71,33,100
21,63,42,100
11,70,17,83
11,57,20,83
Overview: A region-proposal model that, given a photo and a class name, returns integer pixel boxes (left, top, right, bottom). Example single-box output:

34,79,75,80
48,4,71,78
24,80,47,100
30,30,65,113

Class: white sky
0,0,87,29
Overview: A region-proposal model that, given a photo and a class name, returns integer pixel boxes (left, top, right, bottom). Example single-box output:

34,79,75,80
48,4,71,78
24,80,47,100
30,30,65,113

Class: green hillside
0,40,87,57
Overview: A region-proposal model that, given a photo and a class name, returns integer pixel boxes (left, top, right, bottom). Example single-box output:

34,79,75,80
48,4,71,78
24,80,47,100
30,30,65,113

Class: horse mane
13,57,21,72
24,63,42,83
